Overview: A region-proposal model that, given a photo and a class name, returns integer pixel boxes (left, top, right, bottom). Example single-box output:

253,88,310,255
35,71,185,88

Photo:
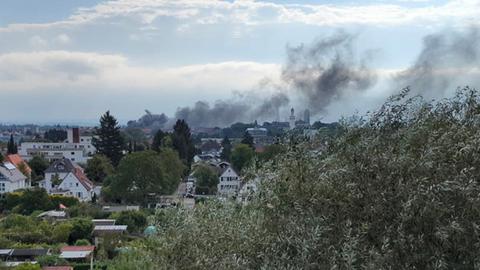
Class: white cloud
0,50,280,98
55,34,71,45
29,35,48,48
0,0,479,33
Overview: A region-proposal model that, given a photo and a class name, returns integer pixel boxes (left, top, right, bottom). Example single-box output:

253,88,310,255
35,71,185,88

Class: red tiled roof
6,154,32,175
60,245,95,252
72,165,94,191
43,267,73,270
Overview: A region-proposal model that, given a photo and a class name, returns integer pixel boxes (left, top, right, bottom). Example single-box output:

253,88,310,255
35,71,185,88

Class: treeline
108,87,480,269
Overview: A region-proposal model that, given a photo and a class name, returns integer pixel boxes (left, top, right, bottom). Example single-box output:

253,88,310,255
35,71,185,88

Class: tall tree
7,134,17,154
92,111,124,166
172,120,196,168
220,136,232,161
151,129,166,152
28,155,49,180
241,131,254,149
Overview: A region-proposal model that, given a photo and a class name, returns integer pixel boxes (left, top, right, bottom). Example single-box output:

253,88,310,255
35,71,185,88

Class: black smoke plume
396,27,480,95
282,32,377,114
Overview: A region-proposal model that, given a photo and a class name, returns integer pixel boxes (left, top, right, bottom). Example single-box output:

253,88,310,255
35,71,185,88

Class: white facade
18,129,95,164
0,162,28,194
217,167,241,196
57,172,92,201
40,158,94,201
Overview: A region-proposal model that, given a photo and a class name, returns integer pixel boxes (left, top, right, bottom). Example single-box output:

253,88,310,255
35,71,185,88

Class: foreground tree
151,129,167,152
85,154,114,182
93,111,124,166
108,88,480,269
103,151,183,205
240,132,254,149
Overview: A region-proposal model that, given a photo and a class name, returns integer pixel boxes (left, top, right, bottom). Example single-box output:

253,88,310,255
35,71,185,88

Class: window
76,183,79,187
77,192,82,198
71,152,75,155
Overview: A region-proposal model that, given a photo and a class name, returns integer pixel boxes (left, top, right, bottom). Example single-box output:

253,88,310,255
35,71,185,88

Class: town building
0,162,29,194
289,108,296,130
39,158,95,201
18,128,95,164
217,166,241,196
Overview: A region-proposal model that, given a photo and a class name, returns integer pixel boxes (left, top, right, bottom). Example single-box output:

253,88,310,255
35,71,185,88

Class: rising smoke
133,27,480,129
396,27,480,96
282,32,377,115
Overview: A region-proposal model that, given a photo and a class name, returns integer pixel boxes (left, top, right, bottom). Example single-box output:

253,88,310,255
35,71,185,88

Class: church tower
289,108,296,129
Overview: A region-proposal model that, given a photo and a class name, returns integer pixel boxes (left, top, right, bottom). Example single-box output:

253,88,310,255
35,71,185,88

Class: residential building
59,246,95,265
5,154,32,178
39,158,95,201
18,128,95,164
217,166,241,196
0,162,29,194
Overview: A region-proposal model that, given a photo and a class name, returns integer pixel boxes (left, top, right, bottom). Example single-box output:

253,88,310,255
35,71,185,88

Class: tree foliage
230,144,255,173
7,134,17,154
43,129,67,142
103,151,183,204
28,155,49,180
172,120,196,168
220,136,232,161
93,111,124,166
193,165,219,195
109,87,480,269
85,154,114,182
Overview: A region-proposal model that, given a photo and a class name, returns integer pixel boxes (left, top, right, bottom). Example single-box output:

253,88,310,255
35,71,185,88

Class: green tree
240,131,254,149
220,136,232,161
85,154,114,182
43,129,67,142
52,222,73,243
151,129,167,152
110,211,147,233
104,151,182,204
68,218,93,244
13,188,52,215
258,144,286,163
230,143,255,173
193,165,219,195
36,255,68,267
7,134,17,154
93,111,124,166
28,155,49,181
172,120,196,168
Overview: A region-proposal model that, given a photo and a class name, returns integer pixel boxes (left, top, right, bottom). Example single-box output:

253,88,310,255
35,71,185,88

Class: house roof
38,210,67,218
6,154,32,175
0,163,27,183
10,249,49,256
93,225,128,235
72,165,93,191
45,158,76,174
43,266,74,270
60,246,95,252
220,166,239,178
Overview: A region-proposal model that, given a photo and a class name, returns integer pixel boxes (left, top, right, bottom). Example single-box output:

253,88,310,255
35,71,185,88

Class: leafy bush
109,211,147,233
108,88,480,269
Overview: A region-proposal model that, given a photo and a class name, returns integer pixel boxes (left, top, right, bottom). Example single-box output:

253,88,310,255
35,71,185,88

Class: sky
0,0,479,125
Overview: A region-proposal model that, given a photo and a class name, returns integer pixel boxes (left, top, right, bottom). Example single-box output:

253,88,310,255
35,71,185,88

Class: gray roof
10,249,49,256
44,158,76,174
0,163,27,183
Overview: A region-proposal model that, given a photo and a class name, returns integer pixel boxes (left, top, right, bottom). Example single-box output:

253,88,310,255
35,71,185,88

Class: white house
39,158,95,201
238,178,259,204
217,166,241,196
18,128,95,164
0,162,29,194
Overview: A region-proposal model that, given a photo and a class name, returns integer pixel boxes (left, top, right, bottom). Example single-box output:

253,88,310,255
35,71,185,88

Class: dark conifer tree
92,111,124,166
7,134,17,154
220,136,232,161
172,119,196,168
241,131,255,149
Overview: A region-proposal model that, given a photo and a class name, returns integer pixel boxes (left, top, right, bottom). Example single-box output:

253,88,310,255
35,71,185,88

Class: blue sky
0,0,478,125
